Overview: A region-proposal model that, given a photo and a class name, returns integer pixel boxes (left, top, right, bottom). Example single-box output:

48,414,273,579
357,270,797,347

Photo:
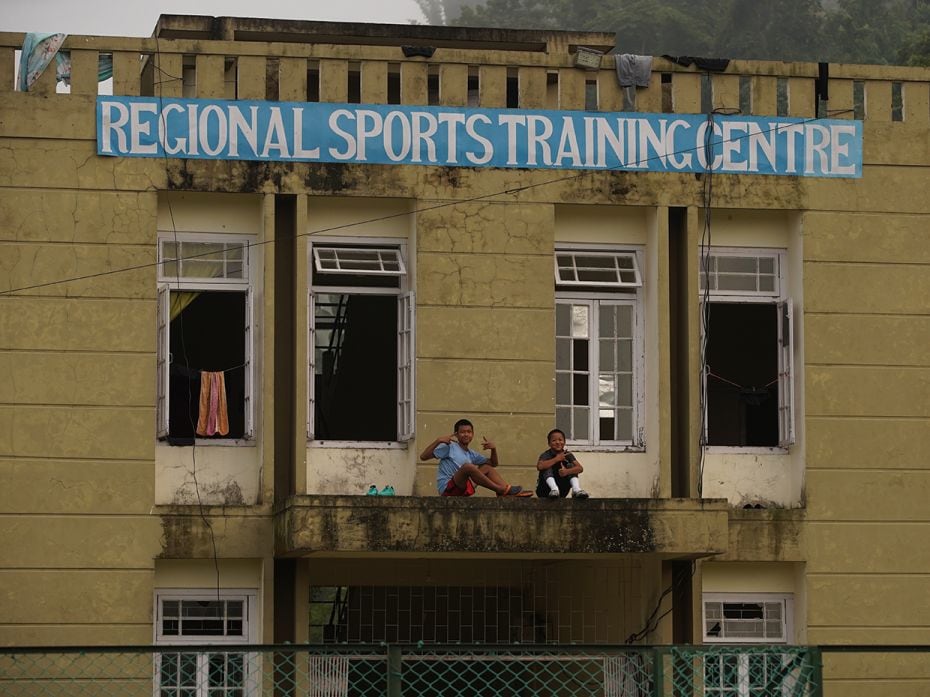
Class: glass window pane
599,413,615,441
599,339,615,371
161,655,179,686
573,407,589,438
572,339,588,371
616,374,633,407
573,374,589,405
228,654,244,684
227,601,243,618
556,407,572,436
759,275,775,292
208,654,226,687
717,274,758,291
758,257,774,274
716,256,757,273
556,372,571,404
616,305,633,336
163,601,179,617
556,304,571,336
616,408,633,441
179,654,198,686
598,374,616,407
598,304,615,337
571,305,589,338
556,338,571,370
617,340,632,371
765,620,783,638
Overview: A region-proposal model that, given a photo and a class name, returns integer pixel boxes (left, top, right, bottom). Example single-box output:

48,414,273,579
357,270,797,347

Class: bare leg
453,463,507,495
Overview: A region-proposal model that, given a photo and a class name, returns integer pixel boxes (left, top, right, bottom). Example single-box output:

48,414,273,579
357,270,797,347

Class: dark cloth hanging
402,45,436,58
662,55,730,72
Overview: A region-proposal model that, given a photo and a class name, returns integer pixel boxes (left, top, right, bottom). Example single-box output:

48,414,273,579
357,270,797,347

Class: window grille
700,252,780,296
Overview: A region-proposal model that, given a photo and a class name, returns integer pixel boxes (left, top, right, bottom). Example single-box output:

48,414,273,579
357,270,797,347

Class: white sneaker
572,489,590,499
548,489,561,499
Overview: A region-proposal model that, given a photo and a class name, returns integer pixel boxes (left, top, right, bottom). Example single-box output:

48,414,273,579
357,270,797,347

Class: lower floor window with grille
155,591,257,697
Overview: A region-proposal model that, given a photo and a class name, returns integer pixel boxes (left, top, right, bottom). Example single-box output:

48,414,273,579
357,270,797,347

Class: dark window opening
776,77,789,116
169,291,246,439
739,75,752,114
427,65,440,106
314,294,397,441
661,73,673,113
706,303,778,447
467,67,479,107
585,79,598,111
892,81,903,122
348,62,361,104
701,73,713,113
387,64,401,105
307,61,320,102
506,68,519,108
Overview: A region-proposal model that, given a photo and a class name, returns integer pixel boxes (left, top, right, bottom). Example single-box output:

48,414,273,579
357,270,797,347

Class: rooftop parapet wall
1,23,928,124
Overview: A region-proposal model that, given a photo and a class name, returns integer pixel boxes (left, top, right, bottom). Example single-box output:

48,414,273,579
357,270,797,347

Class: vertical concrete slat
712,74,740,112
439,63,467,106
788,77,814,117
112,51,140,96
237,55,266,100
69,49,99,96
31,58,58,95
262,193,276,507
672,73,702,114
598,70,623,112
752,75,777,116
195,54,225,99
558,68,586,111
361,60,388,104
637,73,663,113
903,81,930,124
320,59,348,103
154,52,184,98
866,80,892,122
0,47,14,93
479,65,506,108
279,57,307,102
828,79,854,119
401,62,428,105
519,67,547,109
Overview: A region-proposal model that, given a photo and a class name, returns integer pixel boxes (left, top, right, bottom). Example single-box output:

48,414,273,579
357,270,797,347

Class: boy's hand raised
481,437,496,450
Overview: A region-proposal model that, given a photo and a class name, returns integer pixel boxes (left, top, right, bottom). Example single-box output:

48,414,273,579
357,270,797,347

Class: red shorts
442,478,476,497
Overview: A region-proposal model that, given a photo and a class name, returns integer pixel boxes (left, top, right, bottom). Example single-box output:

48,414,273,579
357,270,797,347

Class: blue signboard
97,96,862,178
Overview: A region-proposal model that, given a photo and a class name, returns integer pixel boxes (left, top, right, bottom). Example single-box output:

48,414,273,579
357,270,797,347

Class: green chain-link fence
0,644,821,696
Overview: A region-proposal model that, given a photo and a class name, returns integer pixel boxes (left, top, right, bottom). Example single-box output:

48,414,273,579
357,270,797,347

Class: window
157,234,255,441
155,590,258,697
309,241,414,442
700,249,794,448
555,248,644,447
702,594,796,697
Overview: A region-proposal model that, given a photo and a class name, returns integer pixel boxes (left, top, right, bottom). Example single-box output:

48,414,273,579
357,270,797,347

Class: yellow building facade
0,15,928,696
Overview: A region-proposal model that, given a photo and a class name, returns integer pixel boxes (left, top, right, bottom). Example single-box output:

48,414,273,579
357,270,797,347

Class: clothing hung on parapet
661,55,731,72
614,54,653,110
196,371,229,436
17,32,114,91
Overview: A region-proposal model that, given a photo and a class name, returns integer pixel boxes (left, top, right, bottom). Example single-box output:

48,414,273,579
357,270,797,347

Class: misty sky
1,0,423,36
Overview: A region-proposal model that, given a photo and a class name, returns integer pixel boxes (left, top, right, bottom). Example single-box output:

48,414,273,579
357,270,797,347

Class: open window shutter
307,290,316,440
702,362,710,445
397,291,415,441
777,300,795,447
243,290,254,439
156,284,170,438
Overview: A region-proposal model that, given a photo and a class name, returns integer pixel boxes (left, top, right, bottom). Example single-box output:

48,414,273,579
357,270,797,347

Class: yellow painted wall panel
0,460,153,514
558,68,586,110
807,470,930,521
0,244,153,299
752,75,777,115
1,190,156,245
402,62,427,105
417,253,552,308
278,57,307,101
0,138,165,191
804,211,930,263
823,680,930,697
829,79,854,119
806,524,930,573
0,624,152,646
194,54,225,99
361,61,388,104
0,406,153,460
866,80,892,121
807,417,930,469
418,306,552,361
112,51,141,97
519,67,547,109
823,653,930,681
861,122,930,165
0,352,153,406
597,71,622,112
319,59,348,102
712,74,740,112
806,314,930,366
788,76,815,116
417,202,553,255
805,165,930,214
804,263,930,314
672,73,701,114
417,360,553,415
807,366,930,417
808,574,930,626
0,517,161,568
904,81,930,124
68,50,99,97
0,298,153,352
1,570,153,624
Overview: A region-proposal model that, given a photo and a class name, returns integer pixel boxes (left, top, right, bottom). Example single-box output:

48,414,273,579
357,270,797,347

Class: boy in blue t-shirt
536,428,589,499
421,418,532,497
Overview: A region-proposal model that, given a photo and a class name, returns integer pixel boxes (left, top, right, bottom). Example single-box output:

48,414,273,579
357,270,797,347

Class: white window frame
555,246,645,450
700,248,795,450
156,233,255,441
153,589,259,697
308,238,414,445
702,593,793,645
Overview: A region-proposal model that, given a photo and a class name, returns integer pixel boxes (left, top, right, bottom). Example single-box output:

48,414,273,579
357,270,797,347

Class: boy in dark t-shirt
535,428,590,499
